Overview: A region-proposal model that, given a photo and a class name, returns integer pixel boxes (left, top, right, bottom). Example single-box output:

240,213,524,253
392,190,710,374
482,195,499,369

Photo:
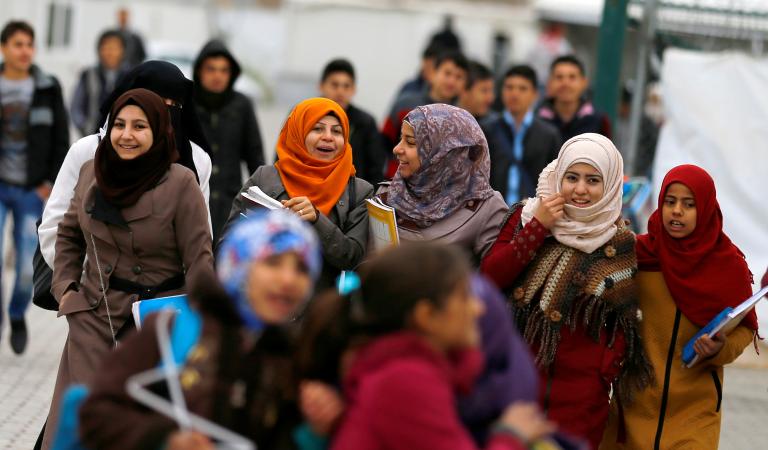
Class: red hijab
636,165,757,330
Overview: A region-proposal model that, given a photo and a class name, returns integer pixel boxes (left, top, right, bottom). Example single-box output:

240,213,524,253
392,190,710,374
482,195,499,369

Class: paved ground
0,307,64,449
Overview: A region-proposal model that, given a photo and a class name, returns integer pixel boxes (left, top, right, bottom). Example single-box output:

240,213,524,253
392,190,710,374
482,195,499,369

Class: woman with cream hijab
481,133,651,449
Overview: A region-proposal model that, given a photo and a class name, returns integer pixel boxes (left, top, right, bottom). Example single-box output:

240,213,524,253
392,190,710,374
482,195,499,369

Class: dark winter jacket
483,116,561,201
70,64,130,136
193,40,265,241
221,165,373,292
79,275,301,450
0,64,69,188
537,99,611,142
346,103,387,185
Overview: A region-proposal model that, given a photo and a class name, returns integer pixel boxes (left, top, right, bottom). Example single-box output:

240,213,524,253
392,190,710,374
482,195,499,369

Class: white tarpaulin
654,48,768,331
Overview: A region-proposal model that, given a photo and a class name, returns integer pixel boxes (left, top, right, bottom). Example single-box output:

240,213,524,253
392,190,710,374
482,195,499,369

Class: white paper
243,186,283,210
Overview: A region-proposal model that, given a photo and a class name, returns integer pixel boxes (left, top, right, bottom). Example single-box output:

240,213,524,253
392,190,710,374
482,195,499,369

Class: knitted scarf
508,207,652,402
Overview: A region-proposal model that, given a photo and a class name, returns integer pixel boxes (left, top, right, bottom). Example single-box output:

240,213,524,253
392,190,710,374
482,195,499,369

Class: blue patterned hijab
388,104,495,228
216,210,321,331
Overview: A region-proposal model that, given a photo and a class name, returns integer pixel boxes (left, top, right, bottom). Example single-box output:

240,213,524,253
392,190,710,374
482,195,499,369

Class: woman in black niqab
99,60,211,181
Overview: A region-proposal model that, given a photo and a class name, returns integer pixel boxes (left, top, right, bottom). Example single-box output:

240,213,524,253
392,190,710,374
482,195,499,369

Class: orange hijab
275,98,356,215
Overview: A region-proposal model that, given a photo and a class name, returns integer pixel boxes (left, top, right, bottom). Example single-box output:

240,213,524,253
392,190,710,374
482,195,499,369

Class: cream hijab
521,133,624,254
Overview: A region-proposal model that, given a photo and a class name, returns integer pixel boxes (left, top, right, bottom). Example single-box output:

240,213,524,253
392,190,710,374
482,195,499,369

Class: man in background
395,42,444,100
484,65,560,204
382,50,468,178
116,8,146,67
0,20,69,354
458,60,495,122
70,30,129,136
319,58,387,185
537,55,611,141
193,39,265,242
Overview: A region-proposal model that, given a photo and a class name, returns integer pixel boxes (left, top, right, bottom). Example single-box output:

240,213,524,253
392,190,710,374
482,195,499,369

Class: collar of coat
84,164,171,225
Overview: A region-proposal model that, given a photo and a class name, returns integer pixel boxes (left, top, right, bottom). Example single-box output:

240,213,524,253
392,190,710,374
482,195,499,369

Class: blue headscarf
216,210,321,331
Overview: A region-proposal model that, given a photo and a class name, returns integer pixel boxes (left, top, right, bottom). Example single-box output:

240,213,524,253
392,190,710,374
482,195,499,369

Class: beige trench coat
41,161,213,449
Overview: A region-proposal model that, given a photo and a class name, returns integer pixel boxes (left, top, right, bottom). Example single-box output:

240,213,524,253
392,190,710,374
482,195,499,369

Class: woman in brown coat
42,89,213,449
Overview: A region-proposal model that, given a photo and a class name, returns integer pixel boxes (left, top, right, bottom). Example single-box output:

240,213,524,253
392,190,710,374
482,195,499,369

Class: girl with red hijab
601,164,758,450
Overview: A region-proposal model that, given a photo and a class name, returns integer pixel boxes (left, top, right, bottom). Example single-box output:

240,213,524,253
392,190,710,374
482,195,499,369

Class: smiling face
305,114,345,161
560,163,604,207
661,182,697,239
549,62,588,104
392,121,421,178
246,252,312,324
110,105,154,160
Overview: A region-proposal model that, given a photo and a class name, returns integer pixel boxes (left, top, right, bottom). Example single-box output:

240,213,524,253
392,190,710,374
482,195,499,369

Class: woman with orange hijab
223,98,373,289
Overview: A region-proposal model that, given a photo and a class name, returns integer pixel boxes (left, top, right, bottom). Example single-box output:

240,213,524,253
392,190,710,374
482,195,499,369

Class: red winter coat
331,332,526,450
481,208,626,449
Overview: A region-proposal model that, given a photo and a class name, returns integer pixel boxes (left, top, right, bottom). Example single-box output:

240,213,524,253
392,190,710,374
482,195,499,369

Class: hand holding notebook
682,285,768,368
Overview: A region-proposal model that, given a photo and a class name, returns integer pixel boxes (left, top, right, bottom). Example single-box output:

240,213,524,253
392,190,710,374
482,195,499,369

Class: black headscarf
95,88,179,208
100,60,211,181
192,39,242,110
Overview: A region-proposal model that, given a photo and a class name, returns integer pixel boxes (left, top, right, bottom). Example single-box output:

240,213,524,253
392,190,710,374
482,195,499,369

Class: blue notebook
682,285,768,368
131,294,189,329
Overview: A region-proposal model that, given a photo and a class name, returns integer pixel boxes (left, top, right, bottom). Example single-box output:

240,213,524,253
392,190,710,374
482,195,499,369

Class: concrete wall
218,0,538,121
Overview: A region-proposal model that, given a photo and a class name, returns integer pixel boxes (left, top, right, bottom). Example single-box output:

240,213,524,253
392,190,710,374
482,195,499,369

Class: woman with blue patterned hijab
216,209,322,329
79,209,323,449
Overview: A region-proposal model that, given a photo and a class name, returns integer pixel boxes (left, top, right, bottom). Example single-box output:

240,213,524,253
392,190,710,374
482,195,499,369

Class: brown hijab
94,88,179,208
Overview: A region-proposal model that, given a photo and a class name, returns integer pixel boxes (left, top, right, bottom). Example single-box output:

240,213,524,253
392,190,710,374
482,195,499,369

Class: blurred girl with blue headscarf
77,210,322,450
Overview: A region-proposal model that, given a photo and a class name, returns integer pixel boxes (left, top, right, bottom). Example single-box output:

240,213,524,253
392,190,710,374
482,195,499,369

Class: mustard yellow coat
600,271,754,450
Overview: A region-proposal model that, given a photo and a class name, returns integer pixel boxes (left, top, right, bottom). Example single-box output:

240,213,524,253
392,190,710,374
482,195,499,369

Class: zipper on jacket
710,370,723,412
654,308,682,450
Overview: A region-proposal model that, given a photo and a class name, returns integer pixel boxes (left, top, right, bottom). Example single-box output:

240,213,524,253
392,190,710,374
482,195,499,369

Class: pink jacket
331,332,526,450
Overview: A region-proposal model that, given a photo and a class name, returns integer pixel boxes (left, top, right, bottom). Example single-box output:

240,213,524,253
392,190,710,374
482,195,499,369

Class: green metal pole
593,0,630,127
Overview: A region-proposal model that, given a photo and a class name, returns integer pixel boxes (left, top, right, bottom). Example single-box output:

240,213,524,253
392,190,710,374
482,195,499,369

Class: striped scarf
509,217,652,402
